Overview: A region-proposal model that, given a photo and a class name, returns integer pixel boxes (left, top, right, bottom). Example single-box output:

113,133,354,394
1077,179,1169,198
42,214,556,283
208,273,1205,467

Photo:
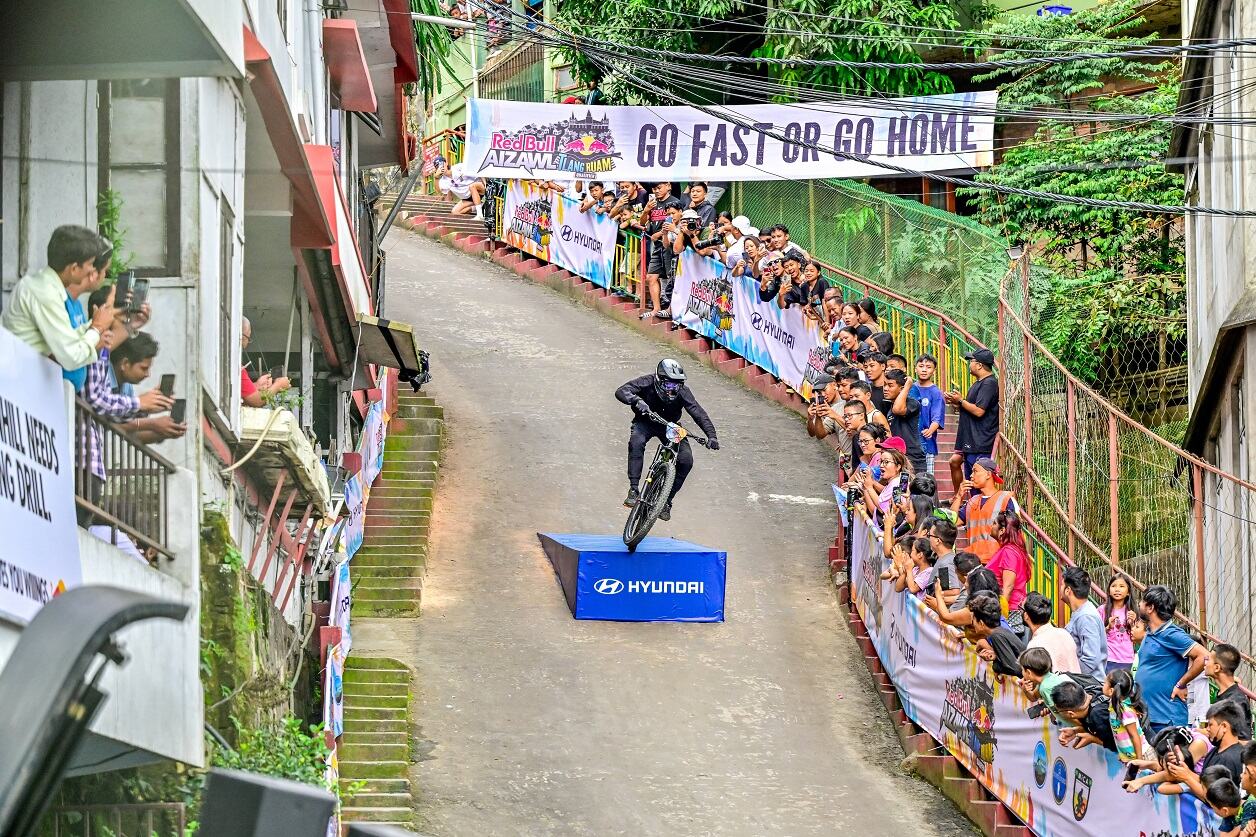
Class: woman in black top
858,297,881,339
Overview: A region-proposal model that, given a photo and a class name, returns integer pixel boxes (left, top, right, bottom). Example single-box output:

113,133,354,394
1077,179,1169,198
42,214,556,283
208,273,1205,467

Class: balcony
235,406,331,519
0,385,201,773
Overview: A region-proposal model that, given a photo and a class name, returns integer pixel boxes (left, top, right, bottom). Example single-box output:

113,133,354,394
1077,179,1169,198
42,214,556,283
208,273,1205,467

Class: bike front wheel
622,455,676,551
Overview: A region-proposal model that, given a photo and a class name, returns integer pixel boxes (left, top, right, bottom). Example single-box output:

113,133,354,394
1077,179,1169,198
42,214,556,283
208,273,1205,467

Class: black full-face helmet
655,358,686,402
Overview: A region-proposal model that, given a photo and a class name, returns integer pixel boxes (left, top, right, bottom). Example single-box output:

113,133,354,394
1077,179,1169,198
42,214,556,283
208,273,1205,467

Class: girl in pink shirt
1099,574,1136,672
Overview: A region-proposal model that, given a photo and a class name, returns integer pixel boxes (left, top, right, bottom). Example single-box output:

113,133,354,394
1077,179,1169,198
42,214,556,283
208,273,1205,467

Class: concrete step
339,742,408,762
354,581,423,601
341,792,411,810
341,806,414,824
344,667,409,684
338,760,408,780
356,575,424,590
343,693,408,710
342,730,411,747
341,777,410,795
341,713,404,733
340,703,405,720
351,561,426,577
353,600,421,616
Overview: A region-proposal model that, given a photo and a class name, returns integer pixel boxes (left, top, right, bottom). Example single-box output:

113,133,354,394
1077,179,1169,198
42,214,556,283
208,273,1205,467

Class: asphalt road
354,231,974,837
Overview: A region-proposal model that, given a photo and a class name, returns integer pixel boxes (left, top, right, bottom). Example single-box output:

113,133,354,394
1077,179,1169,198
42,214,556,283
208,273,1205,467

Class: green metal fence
730,179,1009,348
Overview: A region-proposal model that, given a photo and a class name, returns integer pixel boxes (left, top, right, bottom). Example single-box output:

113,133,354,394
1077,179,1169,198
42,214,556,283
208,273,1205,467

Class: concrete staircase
339,656,414,827
352,391,445,617
339,390,446,829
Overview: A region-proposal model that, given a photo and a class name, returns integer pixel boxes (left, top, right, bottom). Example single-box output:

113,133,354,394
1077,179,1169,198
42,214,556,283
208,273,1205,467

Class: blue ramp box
537,533,727,622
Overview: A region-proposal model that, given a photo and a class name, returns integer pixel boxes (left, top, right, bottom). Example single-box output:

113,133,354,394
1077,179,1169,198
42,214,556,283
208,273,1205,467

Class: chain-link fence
729,179,1009,348
1000,262,1256,669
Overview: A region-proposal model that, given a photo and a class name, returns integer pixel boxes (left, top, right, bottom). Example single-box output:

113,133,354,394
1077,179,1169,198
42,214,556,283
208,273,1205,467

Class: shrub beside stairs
339,391,446,828
392,208,1031,836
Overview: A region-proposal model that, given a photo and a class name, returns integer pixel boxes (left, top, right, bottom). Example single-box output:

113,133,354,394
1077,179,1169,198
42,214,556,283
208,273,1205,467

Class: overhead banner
0,328,80,623
467,93,997,182
502,181,619,287
671,251,829,398
848,516,1219,836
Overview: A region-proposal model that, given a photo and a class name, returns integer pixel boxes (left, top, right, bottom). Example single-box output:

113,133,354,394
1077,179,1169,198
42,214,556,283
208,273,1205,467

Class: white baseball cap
732,215,753,234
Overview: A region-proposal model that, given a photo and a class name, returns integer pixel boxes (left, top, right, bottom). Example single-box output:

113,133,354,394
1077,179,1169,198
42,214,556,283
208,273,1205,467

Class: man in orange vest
949,457,1019,563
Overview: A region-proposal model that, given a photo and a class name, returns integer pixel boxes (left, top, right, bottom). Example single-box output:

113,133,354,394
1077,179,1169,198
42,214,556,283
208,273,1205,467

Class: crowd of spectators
2,225,189,563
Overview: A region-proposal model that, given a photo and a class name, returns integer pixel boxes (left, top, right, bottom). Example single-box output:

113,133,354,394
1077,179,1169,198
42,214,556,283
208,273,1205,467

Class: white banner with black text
502,180,619,287
468,93,997,182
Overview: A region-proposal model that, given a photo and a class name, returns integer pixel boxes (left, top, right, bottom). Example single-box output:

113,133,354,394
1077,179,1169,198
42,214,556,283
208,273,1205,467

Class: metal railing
42,803,185,837
74,398,176,562
417,129,465,196
998,259,1256,666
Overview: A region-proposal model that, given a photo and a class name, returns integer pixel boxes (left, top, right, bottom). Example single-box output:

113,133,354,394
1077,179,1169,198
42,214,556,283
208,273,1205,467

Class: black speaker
197,769,336,837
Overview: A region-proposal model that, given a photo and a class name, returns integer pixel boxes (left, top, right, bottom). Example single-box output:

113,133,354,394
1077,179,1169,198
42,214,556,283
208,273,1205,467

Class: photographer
781,258,829,316
681,182,718,229
806,373,848,452
671,208,722,258
756,253,784,302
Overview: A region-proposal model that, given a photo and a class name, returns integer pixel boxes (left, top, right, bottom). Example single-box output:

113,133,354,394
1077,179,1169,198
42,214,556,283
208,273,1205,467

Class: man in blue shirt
1061,566,1108,679
1135,584,1207,741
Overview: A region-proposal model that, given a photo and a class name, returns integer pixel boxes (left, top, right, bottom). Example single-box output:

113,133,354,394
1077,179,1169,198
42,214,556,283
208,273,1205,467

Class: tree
960,0,1184,383
754,0,978,99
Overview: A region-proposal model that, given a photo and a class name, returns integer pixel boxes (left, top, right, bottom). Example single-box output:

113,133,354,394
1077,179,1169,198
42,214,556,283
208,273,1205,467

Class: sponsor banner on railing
362,400,387,487
848,516,1218,837
467,94,997,182
671,250,829,397
0,328,80,623
502,180,618,288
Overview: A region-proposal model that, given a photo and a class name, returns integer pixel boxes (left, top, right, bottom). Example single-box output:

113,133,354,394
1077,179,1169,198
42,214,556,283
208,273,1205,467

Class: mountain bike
622,412,710,551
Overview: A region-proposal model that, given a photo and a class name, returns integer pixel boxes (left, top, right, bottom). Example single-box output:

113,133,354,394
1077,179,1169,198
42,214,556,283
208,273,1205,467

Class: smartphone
128,277,150,312
269,365,285,380
113,272,133,307
170,398,187,424
159,374,175,397
937,565,953,590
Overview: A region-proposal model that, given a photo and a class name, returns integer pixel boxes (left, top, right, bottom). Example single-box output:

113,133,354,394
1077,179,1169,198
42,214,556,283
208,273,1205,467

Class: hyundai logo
560,224,573,242
593,578,624,594
750,312,763,329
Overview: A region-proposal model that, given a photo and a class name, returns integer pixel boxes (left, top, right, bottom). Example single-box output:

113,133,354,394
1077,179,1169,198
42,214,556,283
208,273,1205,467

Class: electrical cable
583,52,1256,215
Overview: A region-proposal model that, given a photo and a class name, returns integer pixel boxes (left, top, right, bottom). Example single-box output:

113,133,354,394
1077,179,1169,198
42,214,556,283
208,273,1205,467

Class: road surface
355,231,974,837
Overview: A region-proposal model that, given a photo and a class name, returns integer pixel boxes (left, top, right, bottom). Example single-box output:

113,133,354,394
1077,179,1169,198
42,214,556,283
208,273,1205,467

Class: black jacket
615,375,717,439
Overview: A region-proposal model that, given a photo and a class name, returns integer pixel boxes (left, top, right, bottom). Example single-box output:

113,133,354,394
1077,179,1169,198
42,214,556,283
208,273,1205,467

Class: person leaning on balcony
949,456,1019,563
240,316,290,408
109,333,186,445
3,225,118,373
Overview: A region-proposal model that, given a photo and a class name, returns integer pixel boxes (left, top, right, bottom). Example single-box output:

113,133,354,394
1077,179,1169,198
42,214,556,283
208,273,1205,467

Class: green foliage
96,188,134,280
410,0,458,104
556,0,747,103
755,0,967,99
214,717,334,791
960,0,1184,383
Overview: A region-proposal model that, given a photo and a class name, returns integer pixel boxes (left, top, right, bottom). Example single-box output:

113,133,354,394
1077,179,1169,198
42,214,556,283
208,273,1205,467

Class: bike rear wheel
622,454,676,551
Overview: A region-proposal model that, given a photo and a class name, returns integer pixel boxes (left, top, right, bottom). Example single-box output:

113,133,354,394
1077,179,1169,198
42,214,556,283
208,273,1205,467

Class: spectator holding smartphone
241,316,291,407
4,225,118,377
881,369,927,473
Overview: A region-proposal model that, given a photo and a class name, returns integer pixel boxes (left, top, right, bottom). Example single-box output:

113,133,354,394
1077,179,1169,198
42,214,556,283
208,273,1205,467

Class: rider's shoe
659,502,672,521
623,487,640,508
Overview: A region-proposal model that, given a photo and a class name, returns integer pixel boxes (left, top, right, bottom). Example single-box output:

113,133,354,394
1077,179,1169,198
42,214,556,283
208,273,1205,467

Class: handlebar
642,409,710,448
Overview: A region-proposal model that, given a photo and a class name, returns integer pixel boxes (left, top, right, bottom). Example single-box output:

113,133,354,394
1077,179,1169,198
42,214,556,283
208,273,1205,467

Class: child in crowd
578,181,605,213
1124,726,1213,795
1099,573,1136,673
914,353,944,475
896,536,937,599
1105,668,1150,765
1208,643,1255,740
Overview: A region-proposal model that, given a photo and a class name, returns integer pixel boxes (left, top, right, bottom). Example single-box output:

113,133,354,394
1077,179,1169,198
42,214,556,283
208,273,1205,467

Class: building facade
0,0,416,777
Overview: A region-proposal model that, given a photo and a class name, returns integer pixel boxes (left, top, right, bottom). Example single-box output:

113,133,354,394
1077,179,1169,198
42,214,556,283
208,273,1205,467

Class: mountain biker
615,359,719,521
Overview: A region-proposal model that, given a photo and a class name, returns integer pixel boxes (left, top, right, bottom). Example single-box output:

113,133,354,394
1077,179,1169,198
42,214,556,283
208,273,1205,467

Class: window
219,205,235,410
98,79,180,276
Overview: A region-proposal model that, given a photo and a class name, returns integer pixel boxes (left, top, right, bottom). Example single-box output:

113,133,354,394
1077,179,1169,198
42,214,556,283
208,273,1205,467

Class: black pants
628,419,693,502
647,241,677,305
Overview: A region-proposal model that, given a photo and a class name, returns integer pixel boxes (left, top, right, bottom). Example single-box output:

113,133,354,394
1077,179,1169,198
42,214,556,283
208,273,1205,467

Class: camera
846,482,864,513
693,235,722,250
